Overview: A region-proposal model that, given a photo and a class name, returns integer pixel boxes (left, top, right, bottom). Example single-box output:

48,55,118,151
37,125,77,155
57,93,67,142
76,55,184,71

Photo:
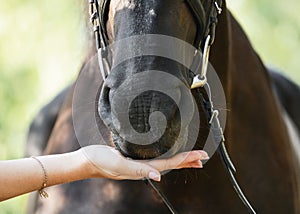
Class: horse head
97,0,216,159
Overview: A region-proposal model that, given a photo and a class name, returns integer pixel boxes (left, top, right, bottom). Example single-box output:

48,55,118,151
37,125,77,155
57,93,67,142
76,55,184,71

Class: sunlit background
0,0,299,213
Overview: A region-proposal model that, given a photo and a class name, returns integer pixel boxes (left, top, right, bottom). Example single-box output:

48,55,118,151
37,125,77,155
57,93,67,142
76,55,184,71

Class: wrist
78,147,99,178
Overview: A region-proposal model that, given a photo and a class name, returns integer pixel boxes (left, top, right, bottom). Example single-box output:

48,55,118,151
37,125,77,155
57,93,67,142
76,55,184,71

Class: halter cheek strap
185,0,206,47
89,0,110,80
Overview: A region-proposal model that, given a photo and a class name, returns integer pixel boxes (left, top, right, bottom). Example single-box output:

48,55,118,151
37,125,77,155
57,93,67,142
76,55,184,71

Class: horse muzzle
98,76,194,159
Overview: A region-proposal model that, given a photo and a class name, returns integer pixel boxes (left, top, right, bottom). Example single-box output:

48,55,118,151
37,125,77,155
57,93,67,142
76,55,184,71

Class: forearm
0,150,90,201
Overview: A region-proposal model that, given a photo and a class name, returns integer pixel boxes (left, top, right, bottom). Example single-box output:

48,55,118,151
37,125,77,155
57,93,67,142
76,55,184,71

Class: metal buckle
214,2,222,14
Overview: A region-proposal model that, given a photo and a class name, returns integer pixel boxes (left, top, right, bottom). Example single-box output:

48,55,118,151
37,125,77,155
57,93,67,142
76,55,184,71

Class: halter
88,1,256,213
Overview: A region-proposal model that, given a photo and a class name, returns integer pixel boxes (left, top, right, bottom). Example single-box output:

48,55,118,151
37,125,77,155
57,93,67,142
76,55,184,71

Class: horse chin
111,129,188,160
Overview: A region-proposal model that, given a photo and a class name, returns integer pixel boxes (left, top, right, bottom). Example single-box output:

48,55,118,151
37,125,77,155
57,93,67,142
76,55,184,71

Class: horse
26,0,300,213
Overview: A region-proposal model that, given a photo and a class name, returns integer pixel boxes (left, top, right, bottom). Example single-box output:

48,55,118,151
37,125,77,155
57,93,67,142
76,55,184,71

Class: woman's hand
0,145,208,201
80,145,209,182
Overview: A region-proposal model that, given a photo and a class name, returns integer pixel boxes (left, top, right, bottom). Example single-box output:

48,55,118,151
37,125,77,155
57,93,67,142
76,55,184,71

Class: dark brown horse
26,0,300,213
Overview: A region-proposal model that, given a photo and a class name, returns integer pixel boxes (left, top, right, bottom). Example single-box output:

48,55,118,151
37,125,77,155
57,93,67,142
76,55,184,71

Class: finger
178,159,203,169
147,150,209,171
173,150,208,169
120,160,161,182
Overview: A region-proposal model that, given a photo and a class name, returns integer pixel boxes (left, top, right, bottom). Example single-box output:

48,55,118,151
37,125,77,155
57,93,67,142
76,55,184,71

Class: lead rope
146,82,256,214
145,179,178,214
191,1,256,213
202,83,257,214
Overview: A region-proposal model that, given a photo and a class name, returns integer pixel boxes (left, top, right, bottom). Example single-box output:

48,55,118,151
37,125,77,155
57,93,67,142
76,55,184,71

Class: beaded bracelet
31,157,48,198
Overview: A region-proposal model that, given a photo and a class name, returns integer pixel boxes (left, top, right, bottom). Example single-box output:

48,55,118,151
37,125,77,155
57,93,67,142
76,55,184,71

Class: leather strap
99,0,109,46
185,0,206,47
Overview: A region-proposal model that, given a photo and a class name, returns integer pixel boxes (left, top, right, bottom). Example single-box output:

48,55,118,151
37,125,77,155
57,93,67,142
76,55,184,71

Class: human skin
0,145,208,201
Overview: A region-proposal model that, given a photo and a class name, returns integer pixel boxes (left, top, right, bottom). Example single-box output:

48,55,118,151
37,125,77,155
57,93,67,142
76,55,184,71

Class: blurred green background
0,0,299,213
0,0,84,213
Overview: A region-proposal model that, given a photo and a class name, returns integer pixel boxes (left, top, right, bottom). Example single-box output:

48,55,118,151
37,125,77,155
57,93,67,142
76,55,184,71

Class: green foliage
228,0,300,83
0,0,83,213
0,0,299,213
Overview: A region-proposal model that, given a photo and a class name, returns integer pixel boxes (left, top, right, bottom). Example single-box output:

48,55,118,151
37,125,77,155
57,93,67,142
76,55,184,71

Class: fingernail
149,171,161,182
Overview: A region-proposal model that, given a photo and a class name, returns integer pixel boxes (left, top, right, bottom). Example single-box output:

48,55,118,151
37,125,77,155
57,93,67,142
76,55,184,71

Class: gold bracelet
31,157,49,198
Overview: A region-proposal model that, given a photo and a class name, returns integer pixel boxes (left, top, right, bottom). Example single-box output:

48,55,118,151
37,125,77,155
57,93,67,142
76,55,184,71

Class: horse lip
113,141,131,157
111,132,136,158
110,126,189,159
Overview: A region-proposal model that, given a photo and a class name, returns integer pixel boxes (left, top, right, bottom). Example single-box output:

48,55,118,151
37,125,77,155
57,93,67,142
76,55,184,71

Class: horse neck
210,6,300,210
217,9,292,165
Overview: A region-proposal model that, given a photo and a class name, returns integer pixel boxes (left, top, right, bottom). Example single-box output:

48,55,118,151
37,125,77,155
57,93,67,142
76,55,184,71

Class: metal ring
200,35,211,79
191,75,207,89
